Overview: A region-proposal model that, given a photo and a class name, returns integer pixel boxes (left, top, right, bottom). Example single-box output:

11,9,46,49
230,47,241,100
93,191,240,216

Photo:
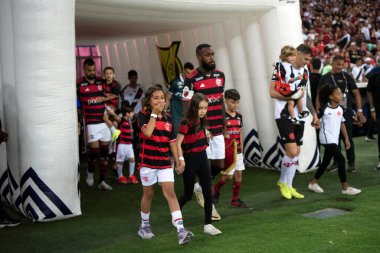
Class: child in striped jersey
212,89,248,208
177,93,222,236
102,66,121,142
114,101,138,184
137,86,193,245
308,85,361,195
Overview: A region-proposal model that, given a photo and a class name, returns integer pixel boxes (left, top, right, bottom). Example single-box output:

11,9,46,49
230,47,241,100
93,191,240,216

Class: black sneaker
327,161,338,172
298,111,310,119
231,199,248,208
212,190,220,204
348,163,357,173
0,216,21,228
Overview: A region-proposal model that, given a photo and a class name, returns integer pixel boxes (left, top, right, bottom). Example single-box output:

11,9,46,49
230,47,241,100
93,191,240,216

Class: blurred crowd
300,0,380,81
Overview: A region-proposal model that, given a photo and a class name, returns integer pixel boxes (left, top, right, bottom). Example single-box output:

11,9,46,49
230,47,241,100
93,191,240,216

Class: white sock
286,157,298,188
194,182,202,192
171,210,184,231
141,211,150,228
117,164,123,178
129,161,135,177
110,126,116,135
279,155,292,184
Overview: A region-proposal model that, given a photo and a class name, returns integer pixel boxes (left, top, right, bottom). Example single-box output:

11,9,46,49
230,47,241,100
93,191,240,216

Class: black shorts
275,118,304,145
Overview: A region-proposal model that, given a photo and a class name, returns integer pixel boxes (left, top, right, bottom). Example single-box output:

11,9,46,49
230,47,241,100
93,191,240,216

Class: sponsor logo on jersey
289,133,295,140
196,76,203,81
208,96,221,103
165,122,171,131
200,83,205,88
98,85,103,91
88,98,100,105
216,78,222,86
213,73,220,77
337,111,342,116
85,88,90,92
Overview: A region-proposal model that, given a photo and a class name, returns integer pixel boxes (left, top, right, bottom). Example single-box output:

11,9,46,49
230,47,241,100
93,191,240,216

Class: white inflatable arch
0,0,318,221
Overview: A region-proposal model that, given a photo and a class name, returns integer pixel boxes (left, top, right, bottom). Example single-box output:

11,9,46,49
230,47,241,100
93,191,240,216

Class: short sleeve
138,111,149,129
178,122,189,135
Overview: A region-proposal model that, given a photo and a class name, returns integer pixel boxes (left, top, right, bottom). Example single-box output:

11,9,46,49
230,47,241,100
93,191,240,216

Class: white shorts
116,143,135,162
87,123,112,143
226,153,246,176
206,134,225,160
139,167,174,186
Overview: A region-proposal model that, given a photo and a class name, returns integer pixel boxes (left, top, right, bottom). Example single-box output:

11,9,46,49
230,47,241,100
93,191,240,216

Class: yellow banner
156,41,183,87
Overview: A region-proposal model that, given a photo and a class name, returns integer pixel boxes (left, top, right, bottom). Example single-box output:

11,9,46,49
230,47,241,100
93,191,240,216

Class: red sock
232,181,241,201
213,178,226,192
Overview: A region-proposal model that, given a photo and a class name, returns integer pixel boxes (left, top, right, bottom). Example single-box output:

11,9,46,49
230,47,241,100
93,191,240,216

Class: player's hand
345,138,351,150
175,160,185,174
371,111,377,121
311,114,320,129
357,111,367,125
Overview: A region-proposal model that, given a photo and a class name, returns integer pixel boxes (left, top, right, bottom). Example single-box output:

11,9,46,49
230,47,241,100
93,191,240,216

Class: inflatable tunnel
0,0,319,221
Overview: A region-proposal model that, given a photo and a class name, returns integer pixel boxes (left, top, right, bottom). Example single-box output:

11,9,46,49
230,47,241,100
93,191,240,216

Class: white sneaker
86,172,94,187
342,186,361,195
98,181,113,191
204,224,222,236
138,225,155,239
376,162,380,171
308,183,324,193
211,205,221,221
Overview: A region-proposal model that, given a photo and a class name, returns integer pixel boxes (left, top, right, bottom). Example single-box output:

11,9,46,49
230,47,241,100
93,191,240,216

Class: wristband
371,108,376,112
178,157,185,161
150,113,158,119
357,109,363,112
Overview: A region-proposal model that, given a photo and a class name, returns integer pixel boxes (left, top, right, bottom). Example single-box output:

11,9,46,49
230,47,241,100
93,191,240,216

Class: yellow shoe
277,182,292,200
112,129,121,142
289,187,304,199
211,205,221,221
194,191,205,208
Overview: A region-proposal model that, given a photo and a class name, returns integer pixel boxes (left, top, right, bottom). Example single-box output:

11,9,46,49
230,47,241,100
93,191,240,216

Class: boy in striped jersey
112,101,138,184
212,89,248,207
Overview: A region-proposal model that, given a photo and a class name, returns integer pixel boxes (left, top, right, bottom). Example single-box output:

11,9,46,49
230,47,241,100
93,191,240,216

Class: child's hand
297,74,303,80
345,138,351,150
152,102,165,115
175,160,185,174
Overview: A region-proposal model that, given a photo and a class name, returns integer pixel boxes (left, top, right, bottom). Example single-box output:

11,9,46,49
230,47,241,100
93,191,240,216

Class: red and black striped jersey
178,119,208,154
103,80,121,109
184,68,225,136
225,112,243,153
137,109,175,169
118,118,132,144
77,77,105,125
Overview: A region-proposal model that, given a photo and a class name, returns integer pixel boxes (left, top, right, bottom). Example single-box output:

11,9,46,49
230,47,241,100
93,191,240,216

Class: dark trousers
315,144,347,183
178,151,212,225
338,110,355,165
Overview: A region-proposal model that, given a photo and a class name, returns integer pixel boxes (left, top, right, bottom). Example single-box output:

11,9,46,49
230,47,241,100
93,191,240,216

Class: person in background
166,62,194,136
367,71,380,170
